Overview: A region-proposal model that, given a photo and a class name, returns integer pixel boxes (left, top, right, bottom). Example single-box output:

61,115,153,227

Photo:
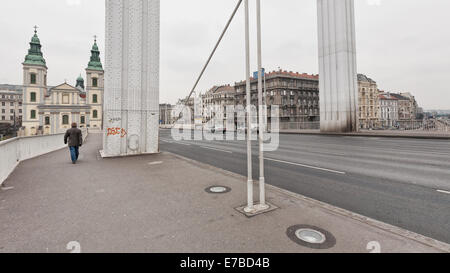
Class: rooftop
357,74,376,84
235,69,319,85
0,84,23,92
205,84,235,95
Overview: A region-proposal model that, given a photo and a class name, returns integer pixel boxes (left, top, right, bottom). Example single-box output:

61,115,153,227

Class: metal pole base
236,202,278,218
254,203,270,211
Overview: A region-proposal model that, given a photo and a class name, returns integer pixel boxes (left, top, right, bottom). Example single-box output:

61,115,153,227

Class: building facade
0,85,23,126
399,92,418,120
202,85,235,123
21,29,104,136
235,70,320,123
170,70,423,131
379,92,399,128
159,103,173,125
357,74,380,129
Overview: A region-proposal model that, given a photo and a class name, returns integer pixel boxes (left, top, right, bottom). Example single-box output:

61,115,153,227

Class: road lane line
200,146,233,154
437,189,450,195
168,141,191,146
265,157,346,175
148,161,164,166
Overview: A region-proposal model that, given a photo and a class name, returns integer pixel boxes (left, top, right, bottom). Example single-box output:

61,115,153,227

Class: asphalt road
159,129,450,244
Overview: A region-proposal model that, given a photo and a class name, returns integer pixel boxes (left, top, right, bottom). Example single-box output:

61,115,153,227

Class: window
10,110,14,114
62,115,69,125
92,78,98,87
1,102,4,106
30,92,36,102
10,102,14,106
1,116,4,120
1,109,4,113
62,94,70,104
31,110,36,119
19,109,22,114
45,116,50,125
93,94,98,103
30,73,37,84
93,110,98,119
81,116,85,124
44,75,47,86
10,116,14,121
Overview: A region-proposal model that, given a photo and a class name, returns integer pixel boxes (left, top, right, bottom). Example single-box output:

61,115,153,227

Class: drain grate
205,186,231,194
287,225,336,249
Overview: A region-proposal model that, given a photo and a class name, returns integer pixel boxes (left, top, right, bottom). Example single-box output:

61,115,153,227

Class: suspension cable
173,0,243,124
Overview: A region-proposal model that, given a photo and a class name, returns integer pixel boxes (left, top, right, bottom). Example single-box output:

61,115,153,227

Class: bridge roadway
160,129,450,244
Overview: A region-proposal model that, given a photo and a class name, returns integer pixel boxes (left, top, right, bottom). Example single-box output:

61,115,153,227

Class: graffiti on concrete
107,127,127,138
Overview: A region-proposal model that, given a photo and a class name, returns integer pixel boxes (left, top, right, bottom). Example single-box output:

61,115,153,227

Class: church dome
87,37,103,71
76,74,85,90
23,27,47,67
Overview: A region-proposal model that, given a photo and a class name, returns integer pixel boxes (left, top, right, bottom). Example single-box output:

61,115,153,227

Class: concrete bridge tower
102,0,357,156
102,0,160,157
317,0,358,132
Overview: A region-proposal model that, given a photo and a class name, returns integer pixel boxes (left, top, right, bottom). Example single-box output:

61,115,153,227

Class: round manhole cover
205,186,231,194
295,229,326,244
287,225,336,249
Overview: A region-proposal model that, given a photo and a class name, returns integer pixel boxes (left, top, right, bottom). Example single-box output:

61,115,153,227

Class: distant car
204,124,215,133
204,123,226,134
237,124,260,134
214,124,226,134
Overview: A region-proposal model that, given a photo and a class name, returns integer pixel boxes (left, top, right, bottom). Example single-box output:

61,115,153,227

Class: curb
279,131,450,140
165,151,450,253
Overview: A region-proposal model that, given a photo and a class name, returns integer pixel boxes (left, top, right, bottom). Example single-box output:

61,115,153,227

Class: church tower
22,26,48,136
85,37,104,131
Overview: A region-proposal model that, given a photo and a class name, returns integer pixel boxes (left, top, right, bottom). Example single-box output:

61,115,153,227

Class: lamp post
244,0,254,213
256,0,268,210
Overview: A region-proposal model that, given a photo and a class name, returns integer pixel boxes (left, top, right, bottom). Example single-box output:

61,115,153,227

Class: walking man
64,123,83,164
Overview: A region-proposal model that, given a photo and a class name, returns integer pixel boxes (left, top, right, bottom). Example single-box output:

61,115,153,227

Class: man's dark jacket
64,128,83,147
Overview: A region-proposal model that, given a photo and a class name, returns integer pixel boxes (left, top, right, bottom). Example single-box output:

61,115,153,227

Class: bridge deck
0,133,447,253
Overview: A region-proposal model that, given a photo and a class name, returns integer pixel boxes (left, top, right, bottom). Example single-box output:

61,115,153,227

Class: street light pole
244,0,254,213
256,0,268,210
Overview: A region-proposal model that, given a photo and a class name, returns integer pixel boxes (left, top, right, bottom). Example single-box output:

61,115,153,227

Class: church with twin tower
21,27,104,137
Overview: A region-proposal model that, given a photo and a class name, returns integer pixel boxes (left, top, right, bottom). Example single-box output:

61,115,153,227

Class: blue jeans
69,146,79,163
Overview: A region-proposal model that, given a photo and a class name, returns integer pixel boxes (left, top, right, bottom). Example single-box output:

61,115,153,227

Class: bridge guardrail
0,129,88,186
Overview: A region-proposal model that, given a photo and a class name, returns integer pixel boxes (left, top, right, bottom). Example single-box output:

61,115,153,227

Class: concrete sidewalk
0,133,448,253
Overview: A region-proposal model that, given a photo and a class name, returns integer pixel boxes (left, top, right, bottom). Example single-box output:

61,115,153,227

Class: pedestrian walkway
0,133,448,253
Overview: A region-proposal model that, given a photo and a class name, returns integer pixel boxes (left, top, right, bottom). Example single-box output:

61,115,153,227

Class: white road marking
176,142,192,146
265,158,346,175
437,189,450,195
162,139,192,146
200,146,233,154
1,186,14,191
148,161,163,165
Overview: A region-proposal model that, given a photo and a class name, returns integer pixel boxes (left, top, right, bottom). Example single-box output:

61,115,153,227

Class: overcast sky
1,0,449,110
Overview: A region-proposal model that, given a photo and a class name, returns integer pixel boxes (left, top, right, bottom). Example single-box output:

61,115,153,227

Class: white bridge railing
0,129,88,186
